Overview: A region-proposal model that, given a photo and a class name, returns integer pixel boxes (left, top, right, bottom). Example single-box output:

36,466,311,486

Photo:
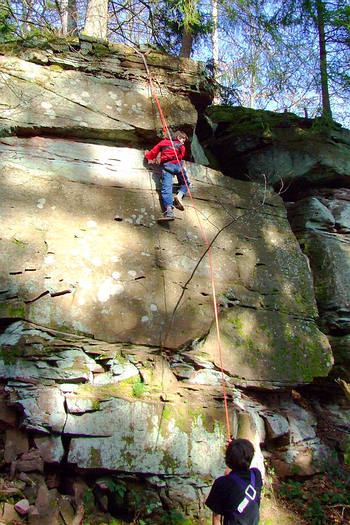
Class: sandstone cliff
0,37,349,525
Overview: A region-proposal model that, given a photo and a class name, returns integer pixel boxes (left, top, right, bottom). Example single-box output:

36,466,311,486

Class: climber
205,438,263,525
144,130,189,222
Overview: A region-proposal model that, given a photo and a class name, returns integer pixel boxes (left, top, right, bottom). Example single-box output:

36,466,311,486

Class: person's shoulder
250,468,263,486
212,474,229,487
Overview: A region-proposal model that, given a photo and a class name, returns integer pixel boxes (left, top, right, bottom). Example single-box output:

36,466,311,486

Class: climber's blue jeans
161,162,190,209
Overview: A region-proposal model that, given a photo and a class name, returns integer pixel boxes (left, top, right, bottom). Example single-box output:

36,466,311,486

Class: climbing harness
229,470,257,516
135,47,231,441
160,140,182,156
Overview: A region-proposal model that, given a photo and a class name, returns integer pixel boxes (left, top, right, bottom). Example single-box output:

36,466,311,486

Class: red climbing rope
140,52,231,441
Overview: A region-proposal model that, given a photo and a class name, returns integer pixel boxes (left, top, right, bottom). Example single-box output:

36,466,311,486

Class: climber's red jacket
145,139,185,164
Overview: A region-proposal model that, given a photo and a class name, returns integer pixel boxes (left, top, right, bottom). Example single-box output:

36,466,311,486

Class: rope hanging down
137,49,231,441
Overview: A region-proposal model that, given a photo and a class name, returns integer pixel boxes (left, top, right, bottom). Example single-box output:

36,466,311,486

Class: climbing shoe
174,192,185,211
157,209,175,222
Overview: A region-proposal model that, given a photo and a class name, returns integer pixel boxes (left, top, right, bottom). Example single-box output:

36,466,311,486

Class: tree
315,0,332,118
178,0,199,56
149,0,211,57
59,0,78,36
211,0,220,102
0,4,16,41
83,0,109,39
270,0,350,121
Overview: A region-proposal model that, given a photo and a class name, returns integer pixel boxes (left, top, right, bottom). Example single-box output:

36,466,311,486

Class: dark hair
174,130,188,141
225,439,255,471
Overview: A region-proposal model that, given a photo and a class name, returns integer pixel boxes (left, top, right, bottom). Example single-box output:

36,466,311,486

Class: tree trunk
20,0,34,36
316,0,332,119
179,30,193,57
83,0,109,40
212,0,220,103
61,0,78,36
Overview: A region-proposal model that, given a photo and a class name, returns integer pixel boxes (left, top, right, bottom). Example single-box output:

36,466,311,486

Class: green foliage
0,344,23,365
96,477,127,504
132,378,146,397
151,0,211,55
0,6,15,42
159,509,187,524
280,469,350,525
344,438,350,467
83,488,96,514
176,0,201,32
309,114,341,134
135,509,188,525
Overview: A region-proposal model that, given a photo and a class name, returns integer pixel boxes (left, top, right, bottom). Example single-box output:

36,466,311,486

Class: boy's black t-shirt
205,468,263,525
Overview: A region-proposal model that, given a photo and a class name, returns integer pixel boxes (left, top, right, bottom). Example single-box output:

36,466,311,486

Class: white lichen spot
44,254,55,265
128,270,137,277
135,215,143,224
141,252,150,257
131,214,136,219
125,218,133,224
87,220,97,228
112,271,121,280
81,122,88,127
168,419,176,432
97,278,124,302
51,206,56,210
141,315,149,323
141,208,146,212
92,257,102,267
37,198,46,209
41,101,52,110
106,105,112,110
81,91,90,98
78,297,85,306
109,91,117,100
150,304,158,312
79,277,92,290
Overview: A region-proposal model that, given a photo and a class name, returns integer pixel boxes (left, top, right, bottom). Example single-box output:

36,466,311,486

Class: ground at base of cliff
266,468,350,525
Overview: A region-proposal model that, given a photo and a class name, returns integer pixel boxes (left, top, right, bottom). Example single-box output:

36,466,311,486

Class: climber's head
174,130,188,144
225,438,255,471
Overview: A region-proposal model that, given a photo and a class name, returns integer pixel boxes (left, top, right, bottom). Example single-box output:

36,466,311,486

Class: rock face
197,106,350,188
287,189,350,380
198,104,350,382
0,39,348,524
0,36,213,142
0,135,332,387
